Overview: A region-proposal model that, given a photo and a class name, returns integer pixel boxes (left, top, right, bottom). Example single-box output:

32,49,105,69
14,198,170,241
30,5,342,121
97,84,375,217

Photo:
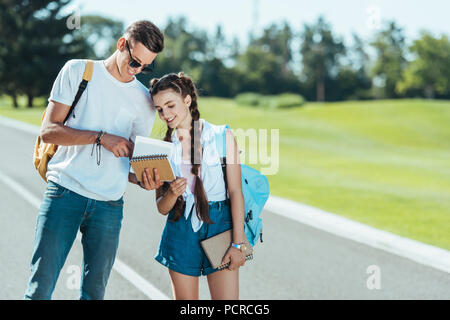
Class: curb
0,115,41,135
265,195,450,274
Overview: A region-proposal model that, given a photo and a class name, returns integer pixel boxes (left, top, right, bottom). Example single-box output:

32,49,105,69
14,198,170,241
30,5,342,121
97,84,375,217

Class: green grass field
1,95,450,250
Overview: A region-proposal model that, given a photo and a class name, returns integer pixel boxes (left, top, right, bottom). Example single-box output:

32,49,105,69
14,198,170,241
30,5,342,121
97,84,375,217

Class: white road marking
0,169,170,300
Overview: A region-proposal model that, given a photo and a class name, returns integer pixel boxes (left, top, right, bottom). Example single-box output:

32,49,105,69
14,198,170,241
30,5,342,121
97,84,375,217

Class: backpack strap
215,125,228,159
214,125,230,198
63,60,94,123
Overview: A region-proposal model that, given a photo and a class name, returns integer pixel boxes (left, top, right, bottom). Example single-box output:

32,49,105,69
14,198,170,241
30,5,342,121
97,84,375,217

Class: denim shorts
154,199,232,277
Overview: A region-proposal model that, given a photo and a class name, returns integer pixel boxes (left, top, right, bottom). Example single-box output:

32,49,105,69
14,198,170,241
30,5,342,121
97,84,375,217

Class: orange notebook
130,136,175,183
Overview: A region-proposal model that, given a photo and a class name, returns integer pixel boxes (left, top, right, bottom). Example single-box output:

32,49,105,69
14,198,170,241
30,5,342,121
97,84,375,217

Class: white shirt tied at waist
170,119,229,232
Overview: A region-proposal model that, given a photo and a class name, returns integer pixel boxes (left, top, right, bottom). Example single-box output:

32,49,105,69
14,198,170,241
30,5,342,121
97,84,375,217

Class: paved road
0,121,449,299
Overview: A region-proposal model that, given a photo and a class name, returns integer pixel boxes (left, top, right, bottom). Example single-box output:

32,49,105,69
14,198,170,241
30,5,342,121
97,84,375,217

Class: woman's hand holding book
168,177,187,197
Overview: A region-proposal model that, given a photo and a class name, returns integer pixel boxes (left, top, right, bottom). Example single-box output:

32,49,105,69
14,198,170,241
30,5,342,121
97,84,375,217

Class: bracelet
91,131,105,166
99,131,106,144
95,131,106,145
231,242,245,250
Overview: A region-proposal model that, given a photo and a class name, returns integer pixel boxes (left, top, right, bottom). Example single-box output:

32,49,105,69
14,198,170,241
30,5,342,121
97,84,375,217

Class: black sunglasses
125,40,155,74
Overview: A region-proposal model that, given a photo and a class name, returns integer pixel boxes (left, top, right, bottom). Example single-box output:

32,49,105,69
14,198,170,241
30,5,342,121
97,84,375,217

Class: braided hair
150,73,212,224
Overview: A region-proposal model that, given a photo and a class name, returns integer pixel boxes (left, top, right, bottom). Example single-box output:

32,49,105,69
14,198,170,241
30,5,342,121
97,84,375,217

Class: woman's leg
206,269,239,300
169,269,199,300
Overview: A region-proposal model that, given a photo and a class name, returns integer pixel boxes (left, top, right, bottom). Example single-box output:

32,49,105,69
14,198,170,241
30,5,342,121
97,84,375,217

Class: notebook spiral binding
217,253,253,271
130,154,168,162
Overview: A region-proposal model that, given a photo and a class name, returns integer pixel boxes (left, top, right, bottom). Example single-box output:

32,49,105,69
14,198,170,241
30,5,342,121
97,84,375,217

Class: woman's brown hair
150,73,213,224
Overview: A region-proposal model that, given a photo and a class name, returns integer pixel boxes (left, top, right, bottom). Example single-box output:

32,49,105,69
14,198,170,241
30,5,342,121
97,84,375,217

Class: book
200,229,253,270
130,136,176,183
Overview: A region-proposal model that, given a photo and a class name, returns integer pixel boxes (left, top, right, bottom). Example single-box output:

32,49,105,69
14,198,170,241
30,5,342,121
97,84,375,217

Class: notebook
130,136,176,183
200,229,253,270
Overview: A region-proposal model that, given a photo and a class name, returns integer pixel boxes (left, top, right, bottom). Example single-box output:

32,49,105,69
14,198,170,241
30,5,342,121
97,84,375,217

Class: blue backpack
215,125,270,246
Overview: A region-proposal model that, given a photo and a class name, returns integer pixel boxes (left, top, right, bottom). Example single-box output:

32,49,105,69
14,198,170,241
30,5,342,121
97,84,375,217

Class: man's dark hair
124,20,164,53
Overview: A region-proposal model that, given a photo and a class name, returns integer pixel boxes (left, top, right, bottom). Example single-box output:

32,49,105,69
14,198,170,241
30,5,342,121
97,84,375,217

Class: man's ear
185,95,192,108
117,37,126,51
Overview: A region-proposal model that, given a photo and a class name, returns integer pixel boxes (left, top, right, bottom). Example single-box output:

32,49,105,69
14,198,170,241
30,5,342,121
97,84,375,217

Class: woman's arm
155,177,187,215
224,129,246,244
221,128,247,271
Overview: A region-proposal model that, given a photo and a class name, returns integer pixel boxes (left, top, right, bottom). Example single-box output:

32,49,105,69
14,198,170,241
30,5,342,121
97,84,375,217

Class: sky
68,0,450,45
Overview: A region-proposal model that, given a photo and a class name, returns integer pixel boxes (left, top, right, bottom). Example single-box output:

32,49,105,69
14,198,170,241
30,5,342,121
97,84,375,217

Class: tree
351,34,372,94
250,21,294,74
370,21,407,99
331,34,372,101
234,46,280,94
0,0,87,107
229,36,241,62
299,17,345,101
207,25,227,60
196,58,235,97
230,21,300,96
233,44,300,95
397,32,450,99
74,15,124,60
139,16,209,87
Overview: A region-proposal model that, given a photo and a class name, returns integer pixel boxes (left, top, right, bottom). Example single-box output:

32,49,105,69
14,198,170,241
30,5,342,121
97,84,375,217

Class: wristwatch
231,242,247,252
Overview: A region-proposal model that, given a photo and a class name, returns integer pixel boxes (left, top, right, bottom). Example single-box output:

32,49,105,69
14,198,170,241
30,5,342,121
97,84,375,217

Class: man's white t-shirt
46,59,155,201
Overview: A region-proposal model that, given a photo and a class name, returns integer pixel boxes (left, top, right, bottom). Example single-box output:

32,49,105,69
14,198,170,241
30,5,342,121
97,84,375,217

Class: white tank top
180,160,201,194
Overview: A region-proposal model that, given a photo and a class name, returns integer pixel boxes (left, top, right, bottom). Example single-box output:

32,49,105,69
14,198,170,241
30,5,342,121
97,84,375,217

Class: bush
266,93,305,109
234,92,305,109
235,92,263,106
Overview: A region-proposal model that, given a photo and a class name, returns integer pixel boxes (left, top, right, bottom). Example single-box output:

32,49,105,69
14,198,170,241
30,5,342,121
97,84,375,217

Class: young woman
148,72,246,300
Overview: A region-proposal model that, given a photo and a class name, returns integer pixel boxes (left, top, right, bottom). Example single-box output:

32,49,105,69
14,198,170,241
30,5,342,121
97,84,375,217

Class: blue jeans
155,200,232,277
24,181,123,300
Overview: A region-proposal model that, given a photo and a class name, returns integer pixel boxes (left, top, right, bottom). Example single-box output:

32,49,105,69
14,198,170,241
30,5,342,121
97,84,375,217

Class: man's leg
79,197,123,300
25,182,85,300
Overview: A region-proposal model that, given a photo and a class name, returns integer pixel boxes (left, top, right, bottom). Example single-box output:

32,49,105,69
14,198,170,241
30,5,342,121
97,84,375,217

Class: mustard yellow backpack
33,60,93,182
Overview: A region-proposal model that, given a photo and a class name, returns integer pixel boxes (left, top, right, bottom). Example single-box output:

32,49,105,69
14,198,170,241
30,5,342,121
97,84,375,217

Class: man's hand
139,168,164,190
100,133,134,158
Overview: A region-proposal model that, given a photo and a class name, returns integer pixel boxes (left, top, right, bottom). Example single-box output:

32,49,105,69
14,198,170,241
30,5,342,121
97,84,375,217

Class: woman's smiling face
152,89,192,129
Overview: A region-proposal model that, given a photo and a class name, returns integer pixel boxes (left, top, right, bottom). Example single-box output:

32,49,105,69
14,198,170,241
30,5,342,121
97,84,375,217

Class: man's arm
40,100,98,146
41,100,134,158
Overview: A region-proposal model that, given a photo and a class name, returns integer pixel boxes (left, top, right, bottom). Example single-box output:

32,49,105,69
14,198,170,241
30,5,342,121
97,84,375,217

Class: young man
24,20,164,300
